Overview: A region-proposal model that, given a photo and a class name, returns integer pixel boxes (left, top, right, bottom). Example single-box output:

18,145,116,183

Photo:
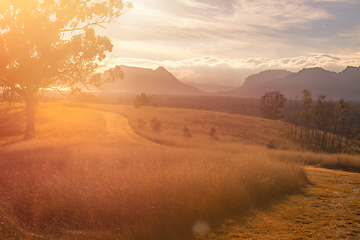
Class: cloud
117,0,334,41
339,24,360,41
104,0,360,61
98,0,360,87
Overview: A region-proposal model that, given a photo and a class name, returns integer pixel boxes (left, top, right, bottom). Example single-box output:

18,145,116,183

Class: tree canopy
258,91,287,120
0,0,132,139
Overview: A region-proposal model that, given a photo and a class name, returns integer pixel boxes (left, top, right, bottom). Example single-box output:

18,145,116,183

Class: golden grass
88,104,300,150
197,166,360,239
87,104,360,172
0,103,309,239
269,149,360,172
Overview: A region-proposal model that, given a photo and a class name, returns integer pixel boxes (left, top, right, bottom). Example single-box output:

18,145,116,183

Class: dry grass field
0,103,359,239
197,166,360,239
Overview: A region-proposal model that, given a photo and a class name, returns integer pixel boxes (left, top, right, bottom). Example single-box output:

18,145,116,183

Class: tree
0,0,132,139
314,95,333,149
334,98,349,151
301,89,313,140
258,91,287,120
134,93,153,108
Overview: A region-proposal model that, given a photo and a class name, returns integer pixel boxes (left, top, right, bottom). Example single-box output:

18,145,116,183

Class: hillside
198,166,360,239
0,103,307,239
223,66,360,100
98,65,206,95
222,69,292,95
1,103,359,239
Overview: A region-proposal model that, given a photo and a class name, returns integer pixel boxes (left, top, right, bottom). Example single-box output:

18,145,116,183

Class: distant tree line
286,90,359,153
259,89,360,153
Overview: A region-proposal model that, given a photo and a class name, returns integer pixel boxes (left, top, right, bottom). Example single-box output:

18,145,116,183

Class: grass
0,103,315,239
87,104,360,172
269,149,360,173
88,104,301,150
197,166,360,239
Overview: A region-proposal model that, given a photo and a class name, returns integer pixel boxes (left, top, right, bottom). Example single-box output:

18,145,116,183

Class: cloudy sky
99,0,360,86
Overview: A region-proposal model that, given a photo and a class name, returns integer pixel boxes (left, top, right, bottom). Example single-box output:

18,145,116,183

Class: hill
97,65,206,95
1,103,359,239
0,103,307,239
222,66,360,100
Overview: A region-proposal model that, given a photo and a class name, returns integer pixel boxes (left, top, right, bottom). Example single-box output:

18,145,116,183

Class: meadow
0,102,358,239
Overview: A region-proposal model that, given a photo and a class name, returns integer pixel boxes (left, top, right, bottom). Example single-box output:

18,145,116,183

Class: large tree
301,89,313,139
0,0,131,139
258,91,287,120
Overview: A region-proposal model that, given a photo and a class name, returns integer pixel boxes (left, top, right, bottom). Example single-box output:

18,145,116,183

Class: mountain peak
341,66,360,74
155,66,167,72
97,65,204,95
299,67,325,72
241,69,292,90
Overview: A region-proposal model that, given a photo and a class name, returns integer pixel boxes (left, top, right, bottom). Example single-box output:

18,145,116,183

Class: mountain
182,81,237,92
240,70,292,90
98,65,205,95
221,66,360,101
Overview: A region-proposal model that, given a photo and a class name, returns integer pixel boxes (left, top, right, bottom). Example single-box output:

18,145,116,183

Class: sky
99,0,360,87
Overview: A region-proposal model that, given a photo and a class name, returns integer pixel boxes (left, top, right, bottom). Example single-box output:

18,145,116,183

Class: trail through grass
0,103,308,239
197,166,360,239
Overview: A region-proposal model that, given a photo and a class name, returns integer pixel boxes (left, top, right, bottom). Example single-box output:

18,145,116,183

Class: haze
98,0,360,87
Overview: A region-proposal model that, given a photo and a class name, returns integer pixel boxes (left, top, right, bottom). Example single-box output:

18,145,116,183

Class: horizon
97,0,360,87
107,63,358,88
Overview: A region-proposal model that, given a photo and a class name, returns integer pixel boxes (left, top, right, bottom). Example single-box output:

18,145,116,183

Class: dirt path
197,166,360,239
101,111,151,144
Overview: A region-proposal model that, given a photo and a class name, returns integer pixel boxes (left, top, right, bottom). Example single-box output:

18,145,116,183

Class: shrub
266,138,277,149
137,118,146,128
151,118,162,132
134,99,142,109
183,126,192,138
134,93,153,108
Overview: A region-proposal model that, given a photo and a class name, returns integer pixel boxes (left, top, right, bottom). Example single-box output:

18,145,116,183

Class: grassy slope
88,103,300,150
83,103,360,172
197,166,360,239
0,103,357,239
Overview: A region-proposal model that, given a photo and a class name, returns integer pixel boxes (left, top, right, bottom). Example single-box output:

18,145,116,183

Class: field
0,103,359,239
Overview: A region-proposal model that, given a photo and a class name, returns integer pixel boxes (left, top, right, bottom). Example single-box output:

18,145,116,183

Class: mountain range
99,65,360,101
224,66,360,101
99,65,204,95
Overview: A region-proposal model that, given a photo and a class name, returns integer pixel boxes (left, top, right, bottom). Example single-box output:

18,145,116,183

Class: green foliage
259,91,287,120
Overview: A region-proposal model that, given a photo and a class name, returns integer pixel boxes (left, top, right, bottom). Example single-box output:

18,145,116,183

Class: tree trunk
332,125,337,148
321,131,326,149
24,91,36,140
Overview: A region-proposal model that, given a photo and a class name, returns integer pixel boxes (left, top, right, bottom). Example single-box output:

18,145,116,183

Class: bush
134,93,153,108
266,138,277,149
137,118,146,128
150,118,162,132
183,126,192,138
